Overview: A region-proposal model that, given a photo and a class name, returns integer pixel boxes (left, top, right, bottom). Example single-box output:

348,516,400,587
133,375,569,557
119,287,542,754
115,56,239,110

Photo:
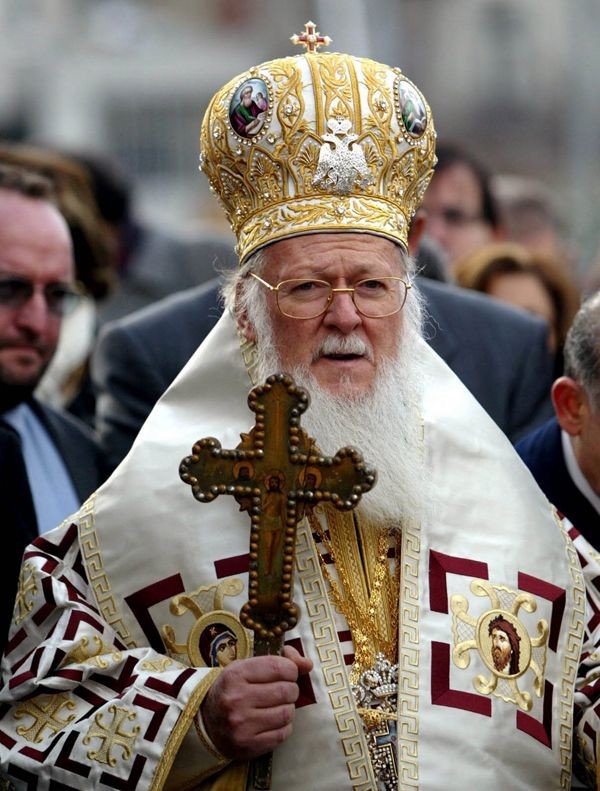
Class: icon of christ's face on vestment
491,628,513,673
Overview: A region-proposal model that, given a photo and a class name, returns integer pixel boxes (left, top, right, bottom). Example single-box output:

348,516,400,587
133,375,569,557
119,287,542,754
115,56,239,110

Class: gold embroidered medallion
451,579,548,711
162,578,252,668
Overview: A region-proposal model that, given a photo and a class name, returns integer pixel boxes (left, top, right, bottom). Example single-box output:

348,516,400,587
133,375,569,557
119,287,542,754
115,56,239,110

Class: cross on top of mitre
290,21,332,53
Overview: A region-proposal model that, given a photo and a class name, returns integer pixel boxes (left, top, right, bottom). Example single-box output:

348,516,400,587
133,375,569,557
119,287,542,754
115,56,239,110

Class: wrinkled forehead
260,232,406,281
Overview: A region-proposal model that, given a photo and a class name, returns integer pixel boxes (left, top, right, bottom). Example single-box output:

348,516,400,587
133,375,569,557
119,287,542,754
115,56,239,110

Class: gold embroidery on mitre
83,704,140,767
62,635,122,669
199,43,436,263
14,562,37,625
451,579,548,712
14,693,76,743
162,578,252,669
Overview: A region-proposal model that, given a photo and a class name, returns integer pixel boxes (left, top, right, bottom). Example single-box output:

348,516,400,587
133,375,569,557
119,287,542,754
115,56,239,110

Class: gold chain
308,510,401,682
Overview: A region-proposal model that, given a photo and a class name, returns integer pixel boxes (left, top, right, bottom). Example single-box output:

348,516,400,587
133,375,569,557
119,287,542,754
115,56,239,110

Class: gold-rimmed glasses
249,272,411,319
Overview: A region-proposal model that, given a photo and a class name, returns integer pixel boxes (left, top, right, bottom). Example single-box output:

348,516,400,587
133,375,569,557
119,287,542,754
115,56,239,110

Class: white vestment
0,310,586,789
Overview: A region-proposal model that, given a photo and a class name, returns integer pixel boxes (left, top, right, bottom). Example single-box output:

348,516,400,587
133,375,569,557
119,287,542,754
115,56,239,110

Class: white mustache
313,334,374,362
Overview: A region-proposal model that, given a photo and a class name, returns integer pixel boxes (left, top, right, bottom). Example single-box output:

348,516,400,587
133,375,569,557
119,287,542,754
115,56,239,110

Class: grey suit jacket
97,225,238,324
92,277,553,470
420,278,553,440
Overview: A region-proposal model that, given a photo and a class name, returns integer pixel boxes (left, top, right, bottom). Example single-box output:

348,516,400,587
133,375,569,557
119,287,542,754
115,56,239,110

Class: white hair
222,240,429,527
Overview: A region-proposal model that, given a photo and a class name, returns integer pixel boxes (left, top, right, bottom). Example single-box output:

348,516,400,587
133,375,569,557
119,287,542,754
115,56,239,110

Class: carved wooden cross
180,373,375,790
290,20,332,53
180,373,376,657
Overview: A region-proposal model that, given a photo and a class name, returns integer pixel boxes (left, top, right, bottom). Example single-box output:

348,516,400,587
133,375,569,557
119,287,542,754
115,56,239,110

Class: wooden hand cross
179,373,376,787
180,372,376,655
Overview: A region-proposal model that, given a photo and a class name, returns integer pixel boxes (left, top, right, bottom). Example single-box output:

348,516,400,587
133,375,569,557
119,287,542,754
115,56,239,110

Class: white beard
251,298,429,528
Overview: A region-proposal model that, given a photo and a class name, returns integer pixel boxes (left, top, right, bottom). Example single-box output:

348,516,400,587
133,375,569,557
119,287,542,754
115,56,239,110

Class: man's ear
407,210,426,256
234,279,256,343
552,377,585,436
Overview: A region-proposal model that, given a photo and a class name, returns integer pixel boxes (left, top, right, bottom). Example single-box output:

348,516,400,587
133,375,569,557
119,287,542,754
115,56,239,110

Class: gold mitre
199,21,436,264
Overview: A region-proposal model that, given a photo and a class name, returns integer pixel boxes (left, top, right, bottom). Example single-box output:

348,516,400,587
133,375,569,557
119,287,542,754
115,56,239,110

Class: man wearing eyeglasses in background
420,142,504,274
0,164,106,653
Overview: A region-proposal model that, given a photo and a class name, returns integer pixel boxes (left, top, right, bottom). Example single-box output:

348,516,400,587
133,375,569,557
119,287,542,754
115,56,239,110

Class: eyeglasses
425,207,484,227
249,272,411,319
0,277,82,316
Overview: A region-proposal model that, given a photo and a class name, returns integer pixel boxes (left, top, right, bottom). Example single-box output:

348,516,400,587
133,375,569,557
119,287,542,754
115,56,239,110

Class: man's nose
322,289,362,332
14,291,51,334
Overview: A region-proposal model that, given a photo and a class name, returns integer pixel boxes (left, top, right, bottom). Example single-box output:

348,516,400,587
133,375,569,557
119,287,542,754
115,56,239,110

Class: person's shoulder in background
418,277,554,442
92,278,223,470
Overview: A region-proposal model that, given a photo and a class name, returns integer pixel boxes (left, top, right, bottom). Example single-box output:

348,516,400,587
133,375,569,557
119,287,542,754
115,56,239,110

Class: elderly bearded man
0,25,590,791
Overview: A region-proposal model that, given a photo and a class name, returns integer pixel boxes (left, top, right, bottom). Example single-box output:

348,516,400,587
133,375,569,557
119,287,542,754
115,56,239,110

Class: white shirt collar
561,429,600,515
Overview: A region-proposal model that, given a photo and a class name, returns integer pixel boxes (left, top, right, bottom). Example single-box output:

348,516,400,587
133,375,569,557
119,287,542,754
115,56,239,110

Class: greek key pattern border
78,495,138,649
397,515,421,788
295,519,374,790
556,512,586,789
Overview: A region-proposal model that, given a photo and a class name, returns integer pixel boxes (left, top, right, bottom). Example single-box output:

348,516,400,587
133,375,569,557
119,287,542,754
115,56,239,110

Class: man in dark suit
0,165,106,652
516,292,600,544
92,274,553,471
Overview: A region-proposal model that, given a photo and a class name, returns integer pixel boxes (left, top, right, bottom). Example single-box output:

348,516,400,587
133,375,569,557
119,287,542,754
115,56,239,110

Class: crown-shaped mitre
199,42,436,263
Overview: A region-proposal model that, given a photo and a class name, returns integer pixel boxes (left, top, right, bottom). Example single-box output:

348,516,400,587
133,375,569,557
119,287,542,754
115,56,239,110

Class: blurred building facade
1,0,599,276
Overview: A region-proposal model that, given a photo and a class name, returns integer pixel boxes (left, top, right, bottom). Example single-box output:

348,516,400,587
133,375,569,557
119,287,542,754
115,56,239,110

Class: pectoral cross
290,21,332,53
180,373,376,789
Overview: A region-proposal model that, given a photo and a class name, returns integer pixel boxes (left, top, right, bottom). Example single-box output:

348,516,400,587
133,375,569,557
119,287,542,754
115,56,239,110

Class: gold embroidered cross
83,704,141,766
290,20,332,53
180,373,376,656
14,694,76,743
14,563,37,625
